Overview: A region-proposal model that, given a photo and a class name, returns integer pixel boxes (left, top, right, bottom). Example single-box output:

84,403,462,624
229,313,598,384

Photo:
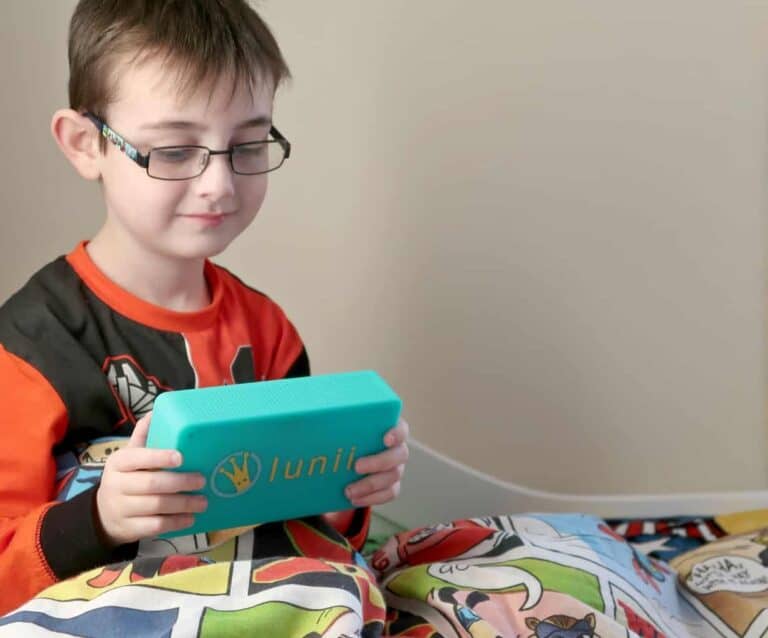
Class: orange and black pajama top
0,241,369,615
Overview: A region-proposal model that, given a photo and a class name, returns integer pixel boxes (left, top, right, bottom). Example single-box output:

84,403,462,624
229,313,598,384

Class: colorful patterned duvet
2,509,768,637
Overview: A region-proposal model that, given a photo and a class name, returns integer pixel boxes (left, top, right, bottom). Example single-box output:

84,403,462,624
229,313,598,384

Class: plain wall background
1,1,767,494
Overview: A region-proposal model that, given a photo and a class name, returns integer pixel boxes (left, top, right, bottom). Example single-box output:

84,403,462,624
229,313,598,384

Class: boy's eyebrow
139,116,273,131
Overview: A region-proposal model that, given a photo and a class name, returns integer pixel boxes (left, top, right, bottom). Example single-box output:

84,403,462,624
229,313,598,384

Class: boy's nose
195,153,236,200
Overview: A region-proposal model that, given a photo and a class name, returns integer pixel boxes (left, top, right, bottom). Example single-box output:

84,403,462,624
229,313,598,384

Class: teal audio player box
145,370,402,537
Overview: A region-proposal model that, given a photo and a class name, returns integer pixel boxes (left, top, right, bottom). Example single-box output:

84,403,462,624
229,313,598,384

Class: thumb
127,412,152,448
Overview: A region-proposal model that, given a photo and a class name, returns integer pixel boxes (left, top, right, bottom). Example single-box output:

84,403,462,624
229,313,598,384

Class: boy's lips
183,212,233,218
180,212,233,226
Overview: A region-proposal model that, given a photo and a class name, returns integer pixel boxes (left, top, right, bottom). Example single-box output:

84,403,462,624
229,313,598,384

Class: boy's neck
86,229,210,312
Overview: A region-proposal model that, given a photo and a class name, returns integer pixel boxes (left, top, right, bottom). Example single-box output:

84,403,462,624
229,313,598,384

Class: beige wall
1,1,767,494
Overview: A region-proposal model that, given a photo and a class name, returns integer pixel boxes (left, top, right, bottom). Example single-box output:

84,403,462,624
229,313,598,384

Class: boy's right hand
95,412,207,547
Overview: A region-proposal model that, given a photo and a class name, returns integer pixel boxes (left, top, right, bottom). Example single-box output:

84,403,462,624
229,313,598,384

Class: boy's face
96,56,275,261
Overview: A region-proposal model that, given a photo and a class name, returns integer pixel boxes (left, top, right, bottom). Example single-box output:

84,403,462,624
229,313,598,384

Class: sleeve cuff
39,487,138,581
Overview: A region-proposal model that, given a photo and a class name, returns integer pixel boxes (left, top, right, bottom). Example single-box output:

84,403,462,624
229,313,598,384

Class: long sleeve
0,346,130,615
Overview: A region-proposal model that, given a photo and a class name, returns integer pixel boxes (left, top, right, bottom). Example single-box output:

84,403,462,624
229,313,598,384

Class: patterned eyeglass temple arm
83,112,150,169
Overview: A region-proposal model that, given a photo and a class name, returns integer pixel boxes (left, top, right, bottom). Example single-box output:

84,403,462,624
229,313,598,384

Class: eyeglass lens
148,141,285,179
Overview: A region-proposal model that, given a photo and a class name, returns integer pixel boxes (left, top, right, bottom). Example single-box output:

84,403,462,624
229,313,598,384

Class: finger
121,494,208,518
110,447,182,473
347,482,402,508
126,412,153,448
121,470,206,496
127,514,196,539
355,442,409,474
384,418,409,447
346,467,403,501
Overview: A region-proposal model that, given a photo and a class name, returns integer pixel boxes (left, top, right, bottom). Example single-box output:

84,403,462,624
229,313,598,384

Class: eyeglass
84,112,291,181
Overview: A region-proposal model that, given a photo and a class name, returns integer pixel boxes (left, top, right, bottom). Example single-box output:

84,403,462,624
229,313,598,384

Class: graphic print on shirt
103,355,172,426
183,332,257,387
231,345,257,383
56,436,130,501
0,245,314,616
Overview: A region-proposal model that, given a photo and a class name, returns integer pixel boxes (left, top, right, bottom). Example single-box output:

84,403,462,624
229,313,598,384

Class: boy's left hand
345,418,409,507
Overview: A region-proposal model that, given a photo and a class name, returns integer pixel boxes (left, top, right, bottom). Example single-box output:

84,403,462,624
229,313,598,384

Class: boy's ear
51,109,102,181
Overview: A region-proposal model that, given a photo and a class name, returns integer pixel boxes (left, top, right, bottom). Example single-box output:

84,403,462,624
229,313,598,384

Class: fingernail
385,434,394,446
345,486,357,499
172,452,182,466
354,461,365,474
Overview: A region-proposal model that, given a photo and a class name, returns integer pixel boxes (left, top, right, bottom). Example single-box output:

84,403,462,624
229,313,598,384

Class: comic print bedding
2,509,768,637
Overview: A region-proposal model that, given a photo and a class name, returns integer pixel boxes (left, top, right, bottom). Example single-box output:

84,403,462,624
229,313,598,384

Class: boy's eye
233,143,267,157
152,147,199,163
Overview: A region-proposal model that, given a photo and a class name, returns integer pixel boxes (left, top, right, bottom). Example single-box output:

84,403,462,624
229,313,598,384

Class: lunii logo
210,447,358,498
211,452,261,497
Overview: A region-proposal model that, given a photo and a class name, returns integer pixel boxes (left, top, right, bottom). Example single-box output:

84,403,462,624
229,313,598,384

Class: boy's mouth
181,212,232,227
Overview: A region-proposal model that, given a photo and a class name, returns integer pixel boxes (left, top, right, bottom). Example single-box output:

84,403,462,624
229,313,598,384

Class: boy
0,0,408,615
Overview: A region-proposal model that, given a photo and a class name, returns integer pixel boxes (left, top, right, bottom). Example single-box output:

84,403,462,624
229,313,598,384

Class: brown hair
68,0,290,120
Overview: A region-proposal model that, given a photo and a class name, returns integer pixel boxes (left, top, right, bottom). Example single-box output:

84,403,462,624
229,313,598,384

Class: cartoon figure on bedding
509,514,671,597
597,524,669,593
376,515,689,637
525,612,598,638
429,587,501,638
381,558,623,638
669,527,768,637
371,519,523,574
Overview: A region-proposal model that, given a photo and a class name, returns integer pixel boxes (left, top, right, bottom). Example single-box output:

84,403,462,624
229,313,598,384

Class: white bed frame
375,439,768,530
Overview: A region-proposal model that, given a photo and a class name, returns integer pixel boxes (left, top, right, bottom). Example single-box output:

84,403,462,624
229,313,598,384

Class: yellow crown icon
218,452,253,493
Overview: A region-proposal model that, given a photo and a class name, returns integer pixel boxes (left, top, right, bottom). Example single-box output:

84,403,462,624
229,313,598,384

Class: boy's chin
160,236,238,262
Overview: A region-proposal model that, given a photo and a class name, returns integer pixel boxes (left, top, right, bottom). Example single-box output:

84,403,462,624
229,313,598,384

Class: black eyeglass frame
83,112,291,181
